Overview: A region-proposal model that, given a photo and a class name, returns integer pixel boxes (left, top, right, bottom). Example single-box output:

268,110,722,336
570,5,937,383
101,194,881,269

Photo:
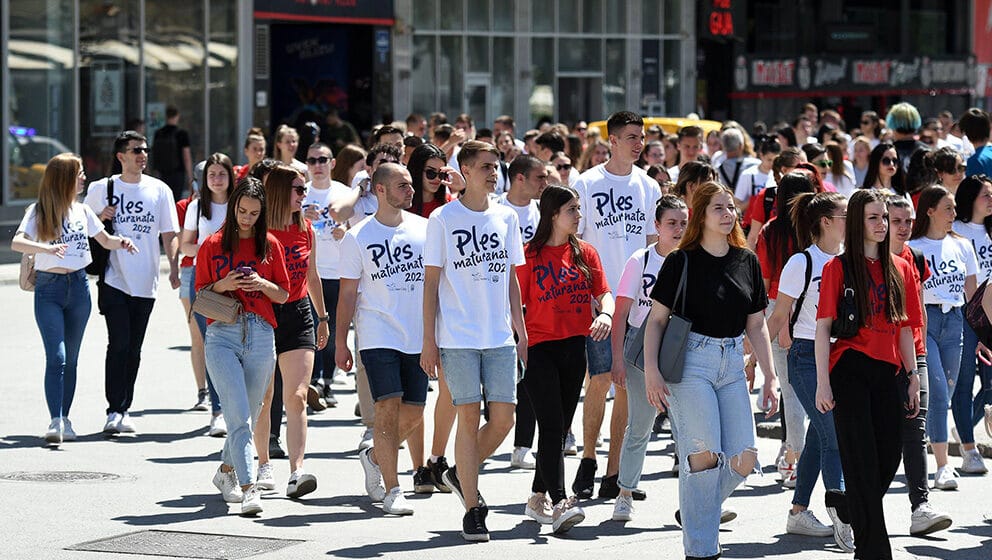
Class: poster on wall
146,102,166,145
92,63,123,136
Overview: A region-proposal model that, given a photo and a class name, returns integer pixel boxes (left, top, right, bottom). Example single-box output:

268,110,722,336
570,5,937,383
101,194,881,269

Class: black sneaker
572,458,597,499
269,435,287,459
462,506,490,542
652,412,666,433
413,466,434,494
193,388,209,411
322,384,338,408
306,384,327,412
442,465,486,509
598,474,648,500
427,456,451,493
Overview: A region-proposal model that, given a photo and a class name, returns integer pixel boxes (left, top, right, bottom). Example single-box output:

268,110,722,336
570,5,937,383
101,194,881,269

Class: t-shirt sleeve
642,181,657,234
423,214,445,268
576,179,588,237
17,205,36,237
194,240,217,291
751,188,768,224
159,187,180,234
733,170,751,201
516,252,531,304
650,249,686,308
507,213,526,266
615,251,642,300
962,238,979,277
183,200,199,231
816,257,843,321
268,238,291,293
84,180,107,213
748,251,769,313
777,253,805,299
83,204,104,236
177,129,191,149
584,243,610,296
898,258,924,329
337,231,363,280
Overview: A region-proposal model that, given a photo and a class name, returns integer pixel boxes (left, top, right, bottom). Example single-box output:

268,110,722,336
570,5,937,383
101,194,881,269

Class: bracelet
318,315,330,323
599,312,613,319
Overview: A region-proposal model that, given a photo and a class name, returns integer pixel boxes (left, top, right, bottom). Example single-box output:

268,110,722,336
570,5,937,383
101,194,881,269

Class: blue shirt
967,145,992,177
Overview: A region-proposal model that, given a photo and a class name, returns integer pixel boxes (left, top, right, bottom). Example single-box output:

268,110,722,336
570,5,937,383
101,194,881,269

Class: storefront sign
254,0,394,25
701,0,744,41
92,63,123,136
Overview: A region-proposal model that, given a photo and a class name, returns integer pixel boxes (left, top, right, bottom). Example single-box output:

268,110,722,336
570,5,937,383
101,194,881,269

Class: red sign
705,0,738,39
752,60,795,86
976,0,992,65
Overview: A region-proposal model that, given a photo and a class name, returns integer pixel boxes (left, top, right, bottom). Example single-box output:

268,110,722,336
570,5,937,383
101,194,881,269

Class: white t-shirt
350,169,369,190
717,156,760,191
828,171,858,199
183,199,227,249
734,166,770,203
18,202,105,272
339,213,428,353
304,180,352,278
497,193,540,243
575,163,660,288
84,175,179,298
953,221,992,283
348,191,379,228
615,244,666,328
907,235,979,307
777,245,836,340
667,165,680,182
424,199,526,349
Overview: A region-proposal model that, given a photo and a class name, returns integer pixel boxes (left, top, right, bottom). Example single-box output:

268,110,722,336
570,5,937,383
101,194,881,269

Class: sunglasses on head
293,185,307,196
306,156,330,165
556,163,572,171
130,147,149,154
424,168,449,181
881,156,898,166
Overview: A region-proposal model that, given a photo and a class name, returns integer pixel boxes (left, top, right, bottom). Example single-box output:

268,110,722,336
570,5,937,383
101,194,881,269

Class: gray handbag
623,251,692,383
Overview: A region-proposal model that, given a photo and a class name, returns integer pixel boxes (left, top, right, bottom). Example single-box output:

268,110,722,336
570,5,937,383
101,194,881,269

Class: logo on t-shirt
639,271,657,307
590,188,646,238
367,239,424,288
312,206,341,237
521,224,535,242
109,192,155,239
452,225,509,274
924,253,965,294
533,260,590,310
284,243,308,282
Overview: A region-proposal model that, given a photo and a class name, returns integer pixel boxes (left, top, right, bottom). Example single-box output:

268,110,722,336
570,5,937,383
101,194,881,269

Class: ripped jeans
668,332,757,558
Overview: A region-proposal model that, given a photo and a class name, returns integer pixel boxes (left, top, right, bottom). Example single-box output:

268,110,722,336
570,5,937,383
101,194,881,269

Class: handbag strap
673,250,688,315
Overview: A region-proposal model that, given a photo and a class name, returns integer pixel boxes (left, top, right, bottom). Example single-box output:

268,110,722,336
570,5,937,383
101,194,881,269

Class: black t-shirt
893,139,928,174
650,246,768,338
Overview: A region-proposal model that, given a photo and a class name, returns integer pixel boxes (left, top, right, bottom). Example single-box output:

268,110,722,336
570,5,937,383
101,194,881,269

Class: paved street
1,262,990,560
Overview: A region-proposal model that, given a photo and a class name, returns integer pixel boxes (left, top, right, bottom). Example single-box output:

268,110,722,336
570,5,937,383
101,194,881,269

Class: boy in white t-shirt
336,163,429,516
422,141,527,541
498,154,547,244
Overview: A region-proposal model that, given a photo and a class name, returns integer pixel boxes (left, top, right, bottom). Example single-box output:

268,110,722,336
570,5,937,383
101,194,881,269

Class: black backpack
85,176,115,278
152,126,180,172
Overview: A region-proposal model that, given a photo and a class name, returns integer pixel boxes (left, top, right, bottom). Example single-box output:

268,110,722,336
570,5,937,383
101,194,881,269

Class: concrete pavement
1,261,991,559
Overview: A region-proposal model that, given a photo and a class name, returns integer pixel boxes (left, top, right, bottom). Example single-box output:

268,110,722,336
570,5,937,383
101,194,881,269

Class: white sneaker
61,418,77,441
563,431,577,456
612,494,635,521
103,412,122,434
383,486,414,515
777,457,795,482
524,492,553,524
786,509,834,537
286,470,317,498
934,465,958,490
511,447,536,469
595,432,604,448
359,447,387,502
208,414,227,437
44,418,62,444
951,426,961,444
783,470,798,489
960,449,988,474
118,413,136,433
358,426,374,451
552,496,585,534
256,462,275,491
910,502,952,536
212,467,243,503
825,506,855,552
241,485,262,516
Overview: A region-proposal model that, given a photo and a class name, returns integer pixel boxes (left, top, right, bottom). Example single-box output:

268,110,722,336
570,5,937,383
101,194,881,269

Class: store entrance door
464,76,490,127
558,76,602,125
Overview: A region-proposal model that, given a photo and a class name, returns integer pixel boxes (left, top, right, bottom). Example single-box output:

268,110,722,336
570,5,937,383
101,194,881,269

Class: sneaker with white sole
359,447,387,502
612,494,635,521
118,413,136,433
61,418,77,441
825,506,855,552
194,388,209,411
786,509,834,537
44,418,62,444
241,485,262,516
208,414,227,437
563,431,577,456
552,496,585,534
511,447,536,469
909,502,952,536
286,470,317,498
960,449,988,474
934,465,958,490
524,492,553,524
104,412,122,434
383,486,414,515
358,426,374,451
783,470,798,489
256,462,275,491
212,467,243,503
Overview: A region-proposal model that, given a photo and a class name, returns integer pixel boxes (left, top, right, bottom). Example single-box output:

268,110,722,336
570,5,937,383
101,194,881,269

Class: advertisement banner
254,0,394,25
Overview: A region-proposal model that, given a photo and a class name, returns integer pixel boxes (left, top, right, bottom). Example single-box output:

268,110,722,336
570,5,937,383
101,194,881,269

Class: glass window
606,1,626,33
467,0,491,31
603,39,626,116
494,0,515,31
467,36,490,73
559,38,600,72
664,0,681,35
643,0,661,35
533,1,554,33
582,0,603,33
440,0,465,30
412,36,437,115
531,38,555,123
413,0,438,30
208,0,239,159
439,36,464,117
493,37,515,118
559,0,580,33
8,0,78,201
664,40,681,116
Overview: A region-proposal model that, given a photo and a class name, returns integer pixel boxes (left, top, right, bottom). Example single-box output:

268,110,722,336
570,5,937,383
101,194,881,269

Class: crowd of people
13,101,992,559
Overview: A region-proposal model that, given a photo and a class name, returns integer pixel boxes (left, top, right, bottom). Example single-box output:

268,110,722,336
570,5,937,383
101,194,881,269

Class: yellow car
587,117,723,138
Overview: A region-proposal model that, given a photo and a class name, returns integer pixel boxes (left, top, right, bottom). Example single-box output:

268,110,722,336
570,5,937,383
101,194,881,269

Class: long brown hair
762,172,817,276
845,189,906,325
221,177,271,262
679,181,747,250
527,185,592,284
263,164,306,231
200,153,235,220
331,144,366,184
35,153,82,242
911,185,959,240
790,191,846,248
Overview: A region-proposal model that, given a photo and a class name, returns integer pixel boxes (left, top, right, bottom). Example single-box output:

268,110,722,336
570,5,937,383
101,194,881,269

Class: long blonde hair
273,124,299,162
264,164,306,231
35,153,82,242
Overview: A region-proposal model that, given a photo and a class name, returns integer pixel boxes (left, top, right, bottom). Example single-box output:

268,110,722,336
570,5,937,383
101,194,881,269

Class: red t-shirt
269,221,313,303
897,245,930,356
176,197,194,268
755,221,794,300
234,164,251,183
421,193,455,218
195,232,290,328
517,241,610,346
747,186,773,227
817,254,923,371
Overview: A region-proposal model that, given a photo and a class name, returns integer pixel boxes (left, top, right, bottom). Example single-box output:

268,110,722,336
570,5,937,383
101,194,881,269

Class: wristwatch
318,315,330,323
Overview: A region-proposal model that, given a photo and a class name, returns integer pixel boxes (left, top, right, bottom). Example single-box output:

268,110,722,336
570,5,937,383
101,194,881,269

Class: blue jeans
188,265,221,414
925,305,963,444
667,332,756,558
953,321,992,444
204,314,277,486
618,326,657,491
787,338,845,507
34,270,91,419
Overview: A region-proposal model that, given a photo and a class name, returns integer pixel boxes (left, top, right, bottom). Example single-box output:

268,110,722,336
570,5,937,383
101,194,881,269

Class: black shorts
273,297,316,354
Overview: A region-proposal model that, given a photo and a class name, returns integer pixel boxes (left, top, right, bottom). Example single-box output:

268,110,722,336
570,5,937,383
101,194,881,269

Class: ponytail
790,191,846,248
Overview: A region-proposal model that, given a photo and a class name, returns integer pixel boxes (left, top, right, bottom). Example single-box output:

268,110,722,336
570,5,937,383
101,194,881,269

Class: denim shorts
273,297,316,354
439,346,517,405
585,334,612,376
360,348,429,405
179,266,194,300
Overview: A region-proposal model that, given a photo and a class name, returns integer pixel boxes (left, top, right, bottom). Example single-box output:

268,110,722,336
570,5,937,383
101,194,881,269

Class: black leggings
832,349,901,560
520,336,587,504
902,355,930,511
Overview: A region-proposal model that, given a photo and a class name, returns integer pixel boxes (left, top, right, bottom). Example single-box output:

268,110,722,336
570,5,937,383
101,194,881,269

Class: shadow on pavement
147,451,222,465
905,523,992,560
721,534,851,558
114,493,231,525
254,494,381,527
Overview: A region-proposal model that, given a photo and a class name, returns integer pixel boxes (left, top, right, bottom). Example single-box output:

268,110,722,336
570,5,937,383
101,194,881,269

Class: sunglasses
881,157,898,166
130,147,149,154
306,156,330,165
424,168,449,181
814,159,833,168
556,164,572,171
957,163,967,172
293,185,307,196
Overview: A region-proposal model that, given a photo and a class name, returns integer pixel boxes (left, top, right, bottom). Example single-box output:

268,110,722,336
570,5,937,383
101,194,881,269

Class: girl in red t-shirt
195,177,290,515
516,184,613,532
814,189,922,559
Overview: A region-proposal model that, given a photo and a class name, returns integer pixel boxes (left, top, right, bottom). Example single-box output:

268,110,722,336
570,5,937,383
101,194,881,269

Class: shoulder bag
830,254,861,338
86,176,115,277
965,278,992,347
19,253,36,292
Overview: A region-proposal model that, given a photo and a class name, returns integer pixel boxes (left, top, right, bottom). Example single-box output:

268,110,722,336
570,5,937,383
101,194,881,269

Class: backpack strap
789,250,813,339
908,246,926,280
763,186,777,220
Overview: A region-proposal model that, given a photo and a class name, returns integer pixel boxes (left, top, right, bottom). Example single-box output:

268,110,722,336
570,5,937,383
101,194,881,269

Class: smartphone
236,266,253,277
